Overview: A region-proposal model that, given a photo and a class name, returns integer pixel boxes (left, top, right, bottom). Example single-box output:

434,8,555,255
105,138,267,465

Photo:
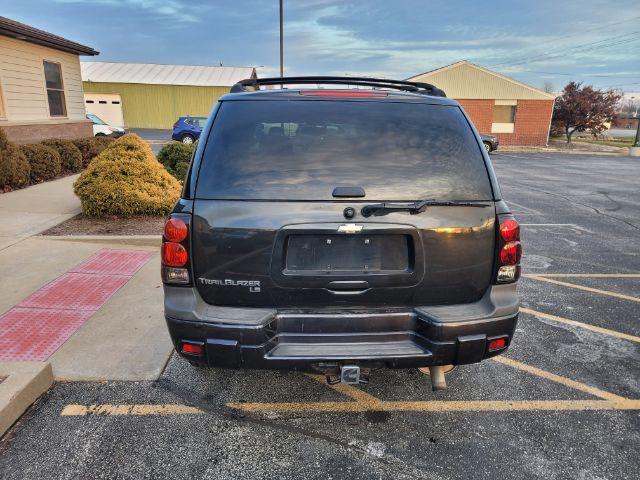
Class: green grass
573,138,634,148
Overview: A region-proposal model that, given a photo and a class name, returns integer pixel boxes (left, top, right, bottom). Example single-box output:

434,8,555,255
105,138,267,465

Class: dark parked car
171,116,207,144
162,77,521,390
480,133,499,153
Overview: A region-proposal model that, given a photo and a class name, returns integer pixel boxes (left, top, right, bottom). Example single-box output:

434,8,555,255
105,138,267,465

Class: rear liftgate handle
326,280,370,294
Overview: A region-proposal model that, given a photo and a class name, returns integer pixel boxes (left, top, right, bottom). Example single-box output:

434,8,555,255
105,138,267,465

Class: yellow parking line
525,274,640,278
61,404,202,416
60,362,640,416
524,275,640,303
307,374,382,406
520,307,640,343
59,398,640,416
491,356,626,401
226,399,640,413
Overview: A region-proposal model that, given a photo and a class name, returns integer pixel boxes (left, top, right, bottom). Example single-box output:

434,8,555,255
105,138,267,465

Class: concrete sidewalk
0,175,81,250
0,236,171,381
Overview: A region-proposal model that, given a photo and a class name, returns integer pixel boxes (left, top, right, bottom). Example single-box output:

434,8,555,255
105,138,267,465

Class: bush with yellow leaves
73,133,181,217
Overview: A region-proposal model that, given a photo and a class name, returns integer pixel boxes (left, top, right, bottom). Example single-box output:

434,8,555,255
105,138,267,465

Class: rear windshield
196,100,492,201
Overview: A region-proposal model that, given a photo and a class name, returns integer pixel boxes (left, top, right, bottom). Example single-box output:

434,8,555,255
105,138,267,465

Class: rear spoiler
230,76,447,98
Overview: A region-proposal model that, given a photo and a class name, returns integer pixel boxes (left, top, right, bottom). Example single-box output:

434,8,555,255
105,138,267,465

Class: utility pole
633,97,640,147
279,0,284,79
630,98,640,155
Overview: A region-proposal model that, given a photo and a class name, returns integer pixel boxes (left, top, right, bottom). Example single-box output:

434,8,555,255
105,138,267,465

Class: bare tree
542,81,555,94
619,98,639,115
551,82,622,143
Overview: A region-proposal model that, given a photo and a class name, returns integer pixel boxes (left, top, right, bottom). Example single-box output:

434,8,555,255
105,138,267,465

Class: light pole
279,0,284,79
632,96,640,148
630,95,640,155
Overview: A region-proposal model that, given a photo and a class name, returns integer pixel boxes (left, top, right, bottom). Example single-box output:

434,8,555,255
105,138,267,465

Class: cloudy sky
4,0,639,92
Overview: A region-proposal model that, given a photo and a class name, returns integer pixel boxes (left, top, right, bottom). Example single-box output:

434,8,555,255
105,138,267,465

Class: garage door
84,93,124,128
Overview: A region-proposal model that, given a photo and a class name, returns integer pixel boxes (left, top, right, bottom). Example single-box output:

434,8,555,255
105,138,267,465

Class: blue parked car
171,116,207,144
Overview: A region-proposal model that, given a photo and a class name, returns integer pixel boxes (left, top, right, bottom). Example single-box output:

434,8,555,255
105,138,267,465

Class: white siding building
0,16,98,143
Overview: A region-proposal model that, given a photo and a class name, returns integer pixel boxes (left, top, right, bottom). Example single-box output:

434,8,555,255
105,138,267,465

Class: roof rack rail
229,76,446,97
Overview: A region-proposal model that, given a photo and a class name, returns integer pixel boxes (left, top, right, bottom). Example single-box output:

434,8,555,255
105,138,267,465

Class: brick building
407,61,556,146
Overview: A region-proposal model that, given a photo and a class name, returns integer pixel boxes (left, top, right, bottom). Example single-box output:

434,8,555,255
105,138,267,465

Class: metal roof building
408,61,555,146
81,62,256,129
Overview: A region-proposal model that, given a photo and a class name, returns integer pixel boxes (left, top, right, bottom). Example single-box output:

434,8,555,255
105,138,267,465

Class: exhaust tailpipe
428,366,447,391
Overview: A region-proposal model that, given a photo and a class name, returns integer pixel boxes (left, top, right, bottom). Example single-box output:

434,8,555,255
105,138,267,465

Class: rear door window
196,100,492,201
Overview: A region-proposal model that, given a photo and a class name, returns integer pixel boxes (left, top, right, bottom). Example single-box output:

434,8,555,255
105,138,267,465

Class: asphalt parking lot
0,152,638,480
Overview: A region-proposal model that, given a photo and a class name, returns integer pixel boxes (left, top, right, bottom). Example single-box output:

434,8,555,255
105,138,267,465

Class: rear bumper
164,284,519,370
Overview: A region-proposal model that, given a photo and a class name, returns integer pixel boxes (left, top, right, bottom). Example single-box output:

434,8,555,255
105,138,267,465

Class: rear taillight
500,242,522,265
162,242,187,266
181,341,204,356
164,218,188,242
496,215,521,283
161,214,191,285
499,218,519,242
173,123,179,129
487,336,508,352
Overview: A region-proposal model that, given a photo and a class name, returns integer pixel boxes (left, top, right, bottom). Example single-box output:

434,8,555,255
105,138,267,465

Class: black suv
162,77,521,390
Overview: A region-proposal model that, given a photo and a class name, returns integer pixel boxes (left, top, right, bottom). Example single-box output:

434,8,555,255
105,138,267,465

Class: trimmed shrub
74,133,181,217
41,139,83,173
173,161,190,181
0,127,9,151
157,142,194,180
0,144,31,189
72,137,115,167
21,144,62,183
93,135,116,150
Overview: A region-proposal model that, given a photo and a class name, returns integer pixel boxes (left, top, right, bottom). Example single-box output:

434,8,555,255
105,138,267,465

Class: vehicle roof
219,88,459,106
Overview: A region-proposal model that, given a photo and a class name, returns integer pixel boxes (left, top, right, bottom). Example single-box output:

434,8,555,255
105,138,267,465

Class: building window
43,61,67,117
491,100,517,133
0,79,5,118
493,105,516,123
0,77,6,118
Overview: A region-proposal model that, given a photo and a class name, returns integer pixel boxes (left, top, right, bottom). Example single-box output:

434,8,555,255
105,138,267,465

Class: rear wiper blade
360,199,489,217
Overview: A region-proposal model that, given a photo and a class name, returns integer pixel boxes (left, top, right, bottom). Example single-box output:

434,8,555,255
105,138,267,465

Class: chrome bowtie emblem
337,223,363,234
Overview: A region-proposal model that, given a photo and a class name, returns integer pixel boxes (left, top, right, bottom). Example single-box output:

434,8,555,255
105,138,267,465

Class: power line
604,82,640,88
519,70,640,78
491,31,640,67
483,15,640,67
531,15,640,45
489,31,640,68
492,36,639,72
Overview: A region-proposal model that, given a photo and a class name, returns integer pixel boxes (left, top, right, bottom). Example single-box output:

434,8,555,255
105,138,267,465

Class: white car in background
86,112,125,137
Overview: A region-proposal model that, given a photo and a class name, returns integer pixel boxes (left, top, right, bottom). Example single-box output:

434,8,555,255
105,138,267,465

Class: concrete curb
42,234,162,247
498,148,623,156
0,362,53,438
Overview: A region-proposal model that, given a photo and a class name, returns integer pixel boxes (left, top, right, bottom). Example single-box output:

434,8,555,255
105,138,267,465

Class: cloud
18,0,640,90
53,0,199,23
271,0,640,87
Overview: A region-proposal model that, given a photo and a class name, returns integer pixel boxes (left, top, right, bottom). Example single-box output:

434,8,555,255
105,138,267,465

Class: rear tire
95,133,106,137
181,134,195,144
483,142,492,153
